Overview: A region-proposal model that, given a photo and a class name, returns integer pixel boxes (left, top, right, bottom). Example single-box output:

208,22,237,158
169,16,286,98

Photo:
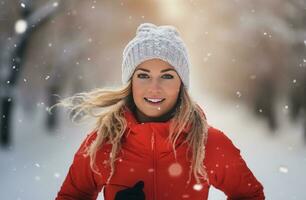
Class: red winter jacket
55,108,265,200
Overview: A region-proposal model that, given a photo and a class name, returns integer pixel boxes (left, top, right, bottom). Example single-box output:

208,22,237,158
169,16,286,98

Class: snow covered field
1,92,305,200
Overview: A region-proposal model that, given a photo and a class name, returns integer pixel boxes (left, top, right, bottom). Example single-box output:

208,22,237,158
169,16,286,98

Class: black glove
114,180,145,200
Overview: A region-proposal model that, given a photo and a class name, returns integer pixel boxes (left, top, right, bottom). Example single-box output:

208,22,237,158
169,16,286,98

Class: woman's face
132,59,182,118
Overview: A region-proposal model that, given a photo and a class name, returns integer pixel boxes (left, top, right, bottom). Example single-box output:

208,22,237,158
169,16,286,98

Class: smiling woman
54,23,265,200
132,59,181,120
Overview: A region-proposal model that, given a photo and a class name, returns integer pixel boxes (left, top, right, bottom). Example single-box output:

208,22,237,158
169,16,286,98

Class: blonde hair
51,81,209,184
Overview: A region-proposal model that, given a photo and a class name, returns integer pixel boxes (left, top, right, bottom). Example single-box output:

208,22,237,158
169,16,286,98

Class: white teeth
145,98,164,103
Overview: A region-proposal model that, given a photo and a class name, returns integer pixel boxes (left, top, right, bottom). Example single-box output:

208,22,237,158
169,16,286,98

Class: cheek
162,80,181,95
167,90,180,103
132,80,143,102
163,85,181,103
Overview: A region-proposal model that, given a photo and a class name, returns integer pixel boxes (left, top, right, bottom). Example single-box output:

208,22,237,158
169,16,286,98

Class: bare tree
0,0,61,147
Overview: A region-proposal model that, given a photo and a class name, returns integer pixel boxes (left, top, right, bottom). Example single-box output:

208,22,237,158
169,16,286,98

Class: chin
143,106,171,117
143,111,163,118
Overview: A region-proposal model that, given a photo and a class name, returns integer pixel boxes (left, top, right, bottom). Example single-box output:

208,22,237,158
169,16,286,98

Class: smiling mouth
144,97,165,104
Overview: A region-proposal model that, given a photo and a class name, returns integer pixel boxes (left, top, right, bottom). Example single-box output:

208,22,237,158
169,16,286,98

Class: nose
147,78,162,93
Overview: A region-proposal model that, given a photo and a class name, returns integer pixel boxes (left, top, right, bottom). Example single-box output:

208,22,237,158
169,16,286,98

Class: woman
55,23,265,200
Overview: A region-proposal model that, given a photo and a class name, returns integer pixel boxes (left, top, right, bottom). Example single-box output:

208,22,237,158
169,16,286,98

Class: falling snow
54,173,61,178
193,184,203,191
15,19,27,34
279,166,289,174
168,162,183,177
1,1,306,200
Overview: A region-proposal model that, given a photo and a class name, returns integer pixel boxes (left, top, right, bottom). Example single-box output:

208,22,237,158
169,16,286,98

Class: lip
144,97,165,104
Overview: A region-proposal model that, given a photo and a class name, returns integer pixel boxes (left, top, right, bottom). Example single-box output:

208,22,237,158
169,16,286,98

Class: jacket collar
121,105,208,152
123,106,172,137
122,106,194,140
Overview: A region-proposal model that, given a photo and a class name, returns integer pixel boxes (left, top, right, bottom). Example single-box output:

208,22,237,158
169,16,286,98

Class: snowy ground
1,92,306,200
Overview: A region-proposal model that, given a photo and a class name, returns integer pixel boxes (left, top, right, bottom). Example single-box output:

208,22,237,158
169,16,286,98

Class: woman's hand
114,180,145,200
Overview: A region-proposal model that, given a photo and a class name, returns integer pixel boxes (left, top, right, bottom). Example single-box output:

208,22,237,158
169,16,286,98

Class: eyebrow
135,68,176,73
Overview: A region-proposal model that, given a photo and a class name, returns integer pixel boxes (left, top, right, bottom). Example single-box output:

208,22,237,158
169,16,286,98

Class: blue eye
137,73,149,79
162,74,174,79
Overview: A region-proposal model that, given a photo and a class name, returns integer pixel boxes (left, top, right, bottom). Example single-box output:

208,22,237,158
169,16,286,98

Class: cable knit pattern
122,22,190,89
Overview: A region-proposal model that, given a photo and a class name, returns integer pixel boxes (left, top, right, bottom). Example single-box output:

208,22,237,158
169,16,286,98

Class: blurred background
1,0,306,199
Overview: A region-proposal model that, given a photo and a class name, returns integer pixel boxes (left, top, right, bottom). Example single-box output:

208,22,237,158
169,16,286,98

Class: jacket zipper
151,131,157,200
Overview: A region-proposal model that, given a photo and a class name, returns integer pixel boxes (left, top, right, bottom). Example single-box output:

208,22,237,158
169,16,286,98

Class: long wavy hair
51,81,209,184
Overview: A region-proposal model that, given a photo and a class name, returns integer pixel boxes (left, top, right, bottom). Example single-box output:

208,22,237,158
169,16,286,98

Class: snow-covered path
1,92,305,200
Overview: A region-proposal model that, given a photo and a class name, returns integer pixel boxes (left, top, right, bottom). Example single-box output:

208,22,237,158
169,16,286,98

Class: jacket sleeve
55,131,100,200
206,129,265,200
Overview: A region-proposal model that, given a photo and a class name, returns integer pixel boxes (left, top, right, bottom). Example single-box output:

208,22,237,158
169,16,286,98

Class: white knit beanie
122,22,190,89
